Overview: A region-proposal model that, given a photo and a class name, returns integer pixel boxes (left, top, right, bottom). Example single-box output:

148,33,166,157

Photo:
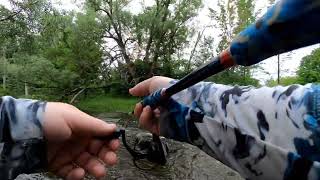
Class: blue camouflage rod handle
142,0,320,106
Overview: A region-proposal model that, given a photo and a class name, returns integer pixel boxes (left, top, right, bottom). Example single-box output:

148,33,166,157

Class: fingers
108,139,121,151
99,147,118,166
49,152,74,172
134,102,143,118
55,139,120,179
139,106,160,134
98,139,120,166
154,108,161,118
88,138,120,155
75,152,107,178
88,139,120,166
88,139,104,155
75,139,120,178
56,164,85,180
140,106,153,128
56,164,74,178
133,103,160,134
66,168,85,180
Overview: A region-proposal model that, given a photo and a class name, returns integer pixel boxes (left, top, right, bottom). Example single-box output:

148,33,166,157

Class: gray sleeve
169,82,320,180
0,96,46,142
0,96,48,179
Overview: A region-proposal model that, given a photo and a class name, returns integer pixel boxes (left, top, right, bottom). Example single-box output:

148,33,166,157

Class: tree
207,0,259,86
234,0,255,83
67,11,104,87
193,35,215,68
206,0,238,84
0,0,53,97
0,1,106,100
8,55,78,99
87,0,202,84
297,48,320,84
210,0,237,52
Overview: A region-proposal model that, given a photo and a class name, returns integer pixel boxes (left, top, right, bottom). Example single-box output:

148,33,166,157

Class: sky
1,0,318,84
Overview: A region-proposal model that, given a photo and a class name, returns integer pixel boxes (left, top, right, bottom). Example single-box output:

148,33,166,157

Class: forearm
173,82,319,147
169,82,320,179
0,96,48,179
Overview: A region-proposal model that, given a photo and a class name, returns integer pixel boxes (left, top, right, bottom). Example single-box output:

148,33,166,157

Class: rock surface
16,113,243,180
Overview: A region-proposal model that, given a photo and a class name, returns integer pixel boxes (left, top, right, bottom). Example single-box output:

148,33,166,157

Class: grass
76,95,140,114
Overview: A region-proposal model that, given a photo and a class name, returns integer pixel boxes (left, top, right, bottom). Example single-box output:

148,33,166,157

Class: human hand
43,103,120,180
129,76,173,135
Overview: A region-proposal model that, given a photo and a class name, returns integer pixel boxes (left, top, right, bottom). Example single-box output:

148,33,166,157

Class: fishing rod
109,0,320,166
130,0,320,165
144,0,320,104
101,0,320,168
4,2,320,180
139,50,234,110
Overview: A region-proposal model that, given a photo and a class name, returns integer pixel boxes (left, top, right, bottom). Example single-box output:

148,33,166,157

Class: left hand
129,76,173,135
43,102,120,180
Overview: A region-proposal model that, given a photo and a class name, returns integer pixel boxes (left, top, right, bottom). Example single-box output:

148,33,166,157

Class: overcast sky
2,0,319,84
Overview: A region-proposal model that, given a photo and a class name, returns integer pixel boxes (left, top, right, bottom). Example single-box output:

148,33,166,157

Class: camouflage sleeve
167,82,320,180
0,96,48,179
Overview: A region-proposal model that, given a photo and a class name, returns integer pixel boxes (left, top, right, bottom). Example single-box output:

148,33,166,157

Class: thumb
65,106,116,137
129,78,154,97
129,76,173,97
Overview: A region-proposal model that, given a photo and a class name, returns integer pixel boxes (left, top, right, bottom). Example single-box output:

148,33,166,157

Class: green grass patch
76,95,140,114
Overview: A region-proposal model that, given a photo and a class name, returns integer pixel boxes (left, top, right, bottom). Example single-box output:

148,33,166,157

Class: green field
76,95,140,114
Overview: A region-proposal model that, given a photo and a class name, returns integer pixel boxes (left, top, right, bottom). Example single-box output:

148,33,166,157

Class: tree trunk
187,29,206,72
116,38,136,84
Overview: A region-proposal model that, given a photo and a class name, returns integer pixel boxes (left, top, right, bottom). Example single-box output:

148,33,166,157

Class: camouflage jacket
0,96,47,179
156,82,320,180
153,0,320,178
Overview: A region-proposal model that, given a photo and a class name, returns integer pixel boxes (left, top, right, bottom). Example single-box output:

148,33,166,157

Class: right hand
43,103,120,180
129,76,173,135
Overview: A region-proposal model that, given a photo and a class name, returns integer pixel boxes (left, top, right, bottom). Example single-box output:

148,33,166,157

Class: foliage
0,54,78,99
206,67,260,86
297,48,320,84
206,0,259,86
86,0,202,84
1,0,316,104
0,1,104,100
266,76,299,87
